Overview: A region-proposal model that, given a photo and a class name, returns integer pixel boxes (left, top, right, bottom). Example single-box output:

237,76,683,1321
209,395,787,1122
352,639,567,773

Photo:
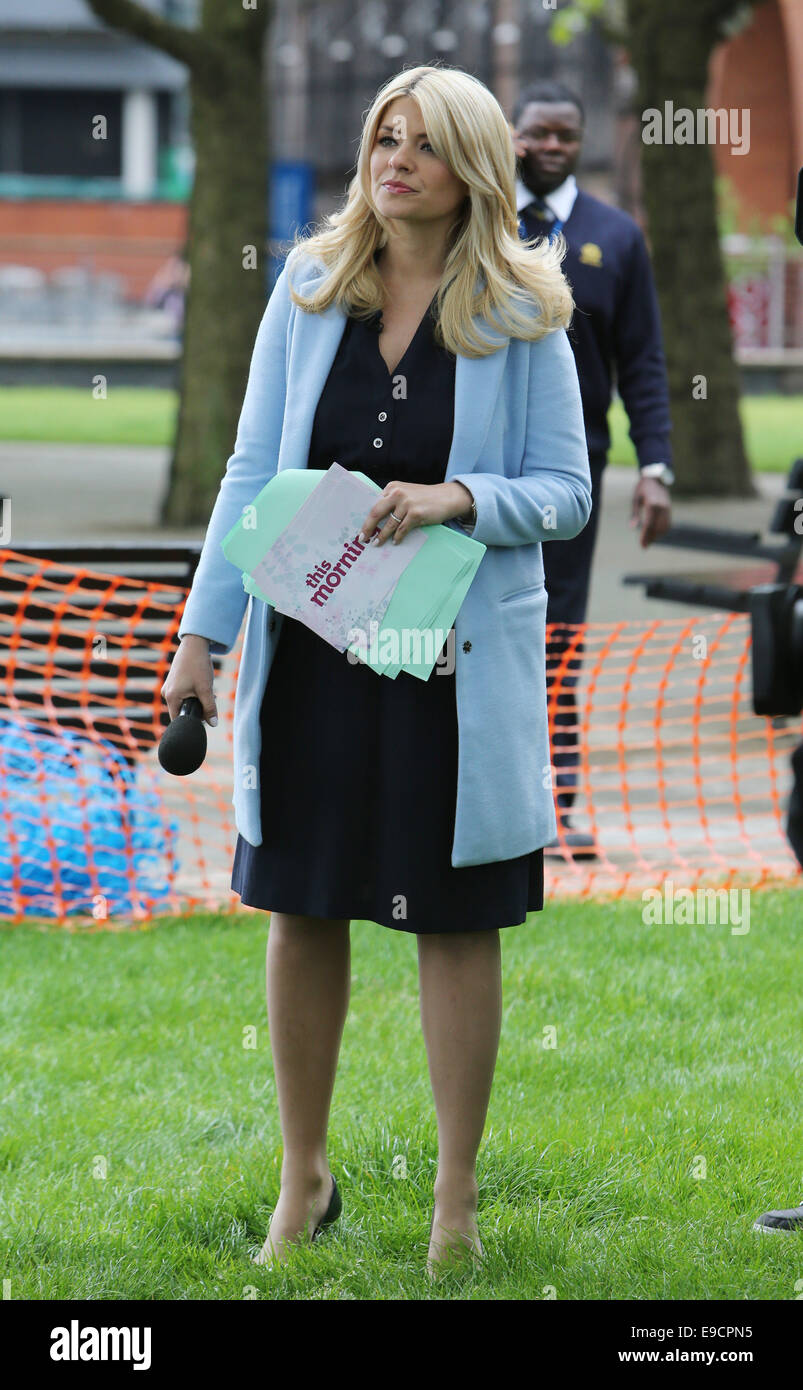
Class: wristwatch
640,462,675,487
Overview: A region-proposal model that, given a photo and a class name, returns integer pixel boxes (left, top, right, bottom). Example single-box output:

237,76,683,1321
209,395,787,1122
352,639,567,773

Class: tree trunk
86,0,272,524
624,0,759,498
163,43,270,524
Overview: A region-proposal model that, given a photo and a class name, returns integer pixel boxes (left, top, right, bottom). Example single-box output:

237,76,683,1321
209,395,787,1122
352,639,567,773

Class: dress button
373,437,383,448
378,411,387,422
462,640,472,653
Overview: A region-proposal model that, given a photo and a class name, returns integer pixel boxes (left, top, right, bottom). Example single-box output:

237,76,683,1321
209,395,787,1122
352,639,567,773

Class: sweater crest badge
579,242,603,266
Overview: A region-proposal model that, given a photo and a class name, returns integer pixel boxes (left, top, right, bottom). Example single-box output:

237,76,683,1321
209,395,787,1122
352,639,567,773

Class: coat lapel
277,266,510,484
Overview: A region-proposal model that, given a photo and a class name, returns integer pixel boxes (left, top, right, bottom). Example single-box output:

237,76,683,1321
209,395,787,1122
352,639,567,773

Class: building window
2,89,122,178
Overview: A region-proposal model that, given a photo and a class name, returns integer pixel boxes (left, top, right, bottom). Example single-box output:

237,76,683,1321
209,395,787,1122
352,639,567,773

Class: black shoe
544,813,598,860
753,1200,803,1233
311,1173,342,1241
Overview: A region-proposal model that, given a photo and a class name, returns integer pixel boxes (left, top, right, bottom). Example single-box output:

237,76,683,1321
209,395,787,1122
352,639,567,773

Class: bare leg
416,928,502,1272
253,912,351,1265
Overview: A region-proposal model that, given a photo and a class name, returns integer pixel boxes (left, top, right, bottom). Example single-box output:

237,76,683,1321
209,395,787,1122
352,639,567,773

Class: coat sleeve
177,260,294,654
612,226,673,470
449,325,593,548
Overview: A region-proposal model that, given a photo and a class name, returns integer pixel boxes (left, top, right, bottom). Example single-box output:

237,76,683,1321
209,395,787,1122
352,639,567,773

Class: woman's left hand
359,481,474,547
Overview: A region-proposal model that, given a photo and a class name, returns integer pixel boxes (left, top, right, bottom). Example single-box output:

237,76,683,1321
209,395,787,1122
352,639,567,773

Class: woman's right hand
161,634,218,726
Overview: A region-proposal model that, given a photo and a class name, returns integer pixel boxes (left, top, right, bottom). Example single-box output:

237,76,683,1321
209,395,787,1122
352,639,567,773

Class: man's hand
360,481,475,547
630,474,671,549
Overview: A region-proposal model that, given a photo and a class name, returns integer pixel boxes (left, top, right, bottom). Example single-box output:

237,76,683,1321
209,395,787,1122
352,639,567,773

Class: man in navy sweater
513,80,674,858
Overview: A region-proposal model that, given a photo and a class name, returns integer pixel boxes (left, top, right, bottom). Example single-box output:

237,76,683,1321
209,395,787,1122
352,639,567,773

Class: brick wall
709,0,801,232
0,198,189,301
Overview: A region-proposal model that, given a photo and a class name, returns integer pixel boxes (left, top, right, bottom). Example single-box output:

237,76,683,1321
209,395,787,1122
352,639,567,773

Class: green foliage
550,0,609,46
715,174,800,264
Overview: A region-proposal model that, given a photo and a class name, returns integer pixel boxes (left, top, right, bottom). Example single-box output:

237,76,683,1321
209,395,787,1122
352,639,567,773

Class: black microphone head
158,697,208,776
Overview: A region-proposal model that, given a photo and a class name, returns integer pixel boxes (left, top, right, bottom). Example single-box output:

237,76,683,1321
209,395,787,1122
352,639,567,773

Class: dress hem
230,885,544,933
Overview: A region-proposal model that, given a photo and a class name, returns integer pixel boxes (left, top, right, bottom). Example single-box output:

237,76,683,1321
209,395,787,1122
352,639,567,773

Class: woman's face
370,96,469,227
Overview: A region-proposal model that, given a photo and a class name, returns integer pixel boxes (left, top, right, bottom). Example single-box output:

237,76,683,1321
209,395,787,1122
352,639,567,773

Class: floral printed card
251,462,428,652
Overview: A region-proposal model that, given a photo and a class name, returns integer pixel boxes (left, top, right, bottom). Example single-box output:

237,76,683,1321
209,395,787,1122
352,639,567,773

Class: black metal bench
623,458,803,614
622,458,800,611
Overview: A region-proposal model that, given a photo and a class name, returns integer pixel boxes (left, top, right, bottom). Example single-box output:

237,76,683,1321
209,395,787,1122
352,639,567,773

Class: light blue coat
178,249,592,867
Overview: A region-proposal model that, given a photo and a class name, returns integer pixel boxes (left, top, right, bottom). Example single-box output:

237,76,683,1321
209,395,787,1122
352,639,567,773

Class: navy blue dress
231,294,544,933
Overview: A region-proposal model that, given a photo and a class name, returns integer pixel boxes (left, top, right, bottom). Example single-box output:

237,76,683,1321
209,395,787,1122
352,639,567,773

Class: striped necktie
525,193,555,224
521,193,563,245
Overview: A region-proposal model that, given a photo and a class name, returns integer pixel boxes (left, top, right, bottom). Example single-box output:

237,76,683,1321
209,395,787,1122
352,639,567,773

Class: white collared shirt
515,173,579,225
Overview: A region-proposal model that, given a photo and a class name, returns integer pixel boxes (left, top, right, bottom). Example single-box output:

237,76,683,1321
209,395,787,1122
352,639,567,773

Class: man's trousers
542,453,607,815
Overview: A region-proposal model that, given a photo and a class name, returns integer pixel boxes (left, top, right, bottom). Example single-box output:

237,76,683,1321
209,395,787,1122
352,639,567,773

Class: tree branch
85,0,203,69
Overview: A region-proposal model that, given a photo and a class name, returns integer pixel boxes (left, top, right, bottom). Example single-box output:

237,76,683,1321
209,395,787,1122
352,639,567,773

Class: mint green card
222,467,485,680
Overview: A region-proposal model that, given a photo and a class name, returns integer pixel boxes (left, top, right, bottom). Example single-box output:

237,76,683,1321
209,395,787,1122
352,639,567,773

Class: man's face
512,101,583,195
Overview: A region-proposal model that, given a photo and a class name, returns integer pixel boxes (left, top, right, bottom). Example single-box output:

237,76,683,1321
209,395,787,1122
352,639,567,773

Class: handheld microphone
157,696,208,776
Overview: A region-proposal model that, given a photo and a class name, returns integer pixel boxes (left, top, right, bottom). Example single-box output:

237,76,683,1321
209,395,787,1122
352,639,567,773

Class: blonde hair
284,64,575,357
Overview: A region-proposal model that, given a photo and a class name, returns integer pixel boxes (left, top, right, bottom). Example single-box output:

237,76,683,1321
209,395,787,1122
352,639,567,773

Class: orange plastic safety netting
0,546,800,926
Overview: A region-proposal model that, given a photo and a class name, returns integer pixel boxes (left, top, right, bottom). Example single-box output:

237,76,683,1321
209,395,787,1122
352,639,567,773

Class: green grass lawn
0,387,800,473
0,387,178,448
608,395,803,475
1,889,801,1300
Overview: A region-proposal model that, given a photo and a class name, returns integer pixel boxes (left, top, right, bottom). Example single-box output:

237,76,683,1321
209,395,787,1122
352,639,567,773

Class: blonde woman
162,64,592,1278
